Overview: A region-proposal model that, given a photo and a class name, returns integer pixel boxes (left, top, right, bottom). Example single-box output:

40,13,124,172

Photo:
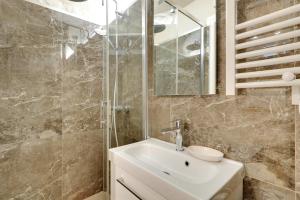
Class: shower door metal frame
142,0,149,139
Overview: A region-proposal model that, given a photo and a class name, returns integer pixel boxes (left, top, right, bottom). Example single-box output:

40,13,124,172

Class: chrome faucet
161,120,184,151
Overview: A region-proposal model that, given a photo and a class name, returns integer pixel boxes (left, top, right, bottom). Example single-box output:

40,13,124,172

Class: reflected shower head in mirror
115,11,126,18
154,24,166,33
186,42,201,51
93,26,106,36
153,12,175,34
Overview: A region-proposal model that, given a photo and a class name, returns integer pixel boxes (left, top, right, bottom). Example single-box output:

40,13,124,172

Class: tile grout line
245,102,298,196
294,0,297,196
295,0,298,186
246,175,296,193
295,104,299,198
295,105,298,200
294,1,298,198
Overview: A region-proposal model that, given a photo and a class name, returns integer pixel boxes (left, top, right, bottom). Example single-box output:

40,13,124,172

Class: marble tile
237,0,294,25
212,169,244,200
84,192,106,200
296,107,300,191
0,1,104,199
61,27,103,199
149,90,171,142
0,135,62,199
62,131,103,200
29,178,63,200
0,46,63,144
0,3,64,196
244,177,295,200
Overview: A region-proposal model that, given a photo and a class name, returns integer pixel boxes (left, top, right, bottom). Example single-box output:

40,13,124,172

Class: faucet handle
175,120,181,129
171,119,182,129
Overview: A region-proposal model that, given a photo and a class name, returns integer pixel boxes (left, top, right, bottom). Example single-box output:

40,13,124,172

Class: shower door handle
116,177,144,200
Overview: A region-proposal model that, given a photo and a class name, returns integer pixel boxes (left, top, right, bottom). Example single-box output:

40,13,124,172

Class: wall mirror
153,0,216,96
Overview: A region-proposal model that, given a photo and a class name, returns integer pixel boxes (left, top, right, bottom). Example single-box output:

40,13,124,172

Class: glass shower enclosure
102,0,148,197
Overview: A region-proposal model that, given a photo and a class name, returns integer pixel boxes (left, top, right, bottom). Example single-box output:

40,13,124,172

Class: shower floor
84,192,106,200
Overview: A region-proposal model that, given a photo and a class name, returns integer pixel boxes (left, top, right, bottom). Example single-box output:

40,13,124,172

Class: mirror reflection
153,0,216,96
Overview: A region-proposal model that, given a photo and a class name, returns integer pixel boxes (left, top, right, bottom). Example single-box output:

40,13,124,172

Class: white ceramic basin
124,143,218,184
109,138,244,200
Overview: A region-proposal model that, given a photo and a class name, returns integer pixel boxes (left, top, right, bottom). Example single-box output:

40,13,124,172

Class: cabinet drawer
111,165,167,200
116,178,141,200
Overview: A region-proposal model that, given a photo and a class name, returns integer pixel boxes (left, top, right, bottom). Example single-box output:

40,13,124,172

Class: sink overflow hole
185,161,189,167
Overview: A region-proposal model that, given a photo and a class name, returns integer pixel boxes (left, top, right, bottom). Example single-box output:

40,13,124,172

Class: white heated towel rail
226,0,300,107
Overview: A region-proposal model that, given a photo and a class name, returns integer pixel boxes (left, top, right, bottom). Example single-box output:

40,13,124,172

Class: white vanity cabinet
109,139,244,200
111,165,167,200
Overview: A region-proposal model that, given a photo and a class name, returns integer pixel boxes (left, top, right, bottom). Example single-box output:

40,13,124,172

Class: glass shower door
102,0,148,197
105,0,147,149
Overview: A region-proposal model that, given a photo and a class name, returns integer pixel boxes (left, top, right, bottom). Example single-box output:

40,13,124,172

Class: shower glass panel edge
103,0,148,198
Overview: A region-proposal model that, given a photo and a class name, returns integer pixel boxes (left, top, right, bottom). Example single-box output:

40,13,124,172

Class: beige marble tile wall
149,0,300,199
0,0,103,199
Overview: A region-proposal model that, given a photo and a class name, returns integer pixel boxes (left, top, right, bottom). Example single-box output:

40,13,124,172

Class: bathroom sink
123,142,218,184
109,138,244,200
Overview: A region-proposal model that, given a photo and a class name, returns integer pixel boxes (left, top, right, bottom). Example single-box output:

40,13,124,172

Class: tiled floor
84,192,106,200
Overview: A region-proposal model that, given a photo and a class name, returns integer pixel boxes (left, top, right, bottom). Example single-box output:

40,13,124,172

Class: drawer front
111,165,167,200
116,179,141,200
